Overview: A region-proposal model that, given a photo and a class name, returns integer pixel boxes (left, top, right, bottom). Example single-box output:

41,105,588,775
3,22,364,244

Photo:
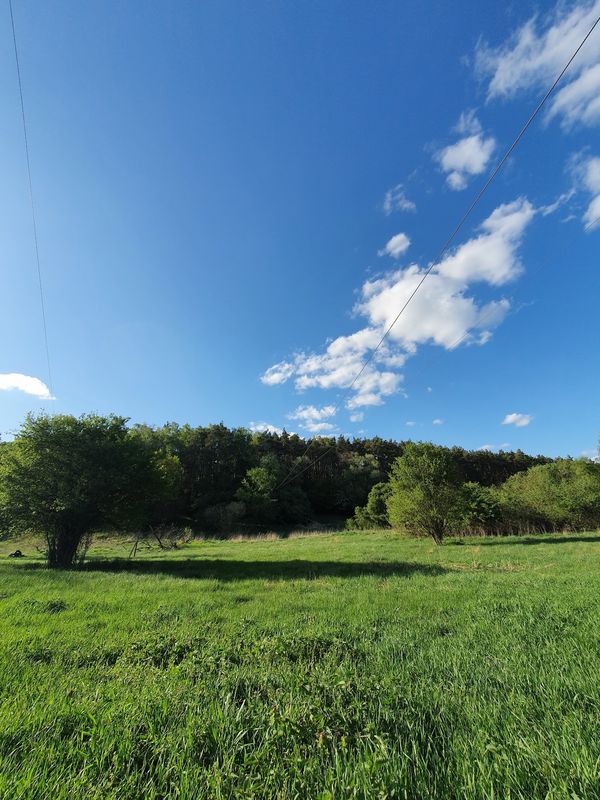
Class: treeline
129,420,552,527
348,442,600,541
2,413,593,566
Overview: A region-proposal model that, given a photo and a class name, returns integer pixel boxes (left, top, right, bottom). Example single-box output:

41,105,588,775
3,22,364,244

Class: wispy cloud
378,232,411,259
0,373,54,400
349,411,364,423
432,418,444,425
435,112,496,191
261,198,535,409
476,0,600,129
382,183,416,214
539,188,576,216
502,412,533,427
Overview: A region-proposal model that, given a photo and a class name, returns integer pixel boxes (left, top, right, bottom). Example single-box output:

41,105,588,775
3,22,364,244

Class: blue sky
1,0,599,458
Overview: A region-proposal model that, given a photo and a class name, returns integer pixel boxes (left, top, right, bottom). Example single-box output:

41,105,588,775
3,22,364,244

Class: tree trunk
430,525,444,545
47,529,82,568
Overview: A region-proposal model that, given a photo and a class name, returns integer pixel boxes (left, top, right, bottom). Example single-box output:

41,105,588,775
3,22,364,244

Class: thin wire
584,213,600,232
275,11,600,492
9,0,53,395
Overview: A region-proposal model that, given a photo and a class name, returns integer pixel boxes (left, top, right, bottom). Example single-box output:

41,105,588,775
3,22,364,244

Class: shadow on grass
59,559,449,581
456,533,600,547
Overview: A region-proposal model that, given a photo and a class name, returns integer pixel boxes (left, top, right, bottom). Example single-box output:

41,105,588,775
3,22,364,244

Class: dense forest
133,421,556,523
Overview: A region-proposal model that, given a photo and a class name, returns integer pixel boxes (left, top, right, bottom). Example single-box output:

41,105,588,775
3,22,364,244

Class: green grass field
1,530,599,799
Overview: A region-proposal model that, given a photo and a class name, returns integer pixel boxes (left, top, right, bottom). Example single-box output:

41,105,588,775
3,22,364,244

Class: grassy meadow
1,530,599,799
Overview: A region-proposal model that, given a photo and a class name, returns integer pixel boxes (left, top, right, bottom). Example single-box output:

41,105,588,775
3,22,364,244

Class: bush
461,482,502,535
386,443,467,544
346,482,391,530
498,459,600,533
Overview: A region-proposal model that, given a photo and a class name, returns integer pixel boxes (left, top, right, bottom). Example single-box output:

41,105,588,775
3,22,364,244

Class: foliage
346,481,392,529
128,425,186,528
0,414,157,567
461,482,502,534
449,446,552,486
236,456,280,522
386,442,467,543
498,459,600,533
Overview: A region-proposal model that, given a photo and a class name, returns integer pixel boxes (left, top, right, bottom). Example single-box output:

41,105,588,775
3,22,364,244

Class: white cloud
261,198,535,409
454,110,482,135
266,328,404,410
406,420,416,427
249,421,283,434
502,412,533,427
436,198,534,285
383,183,416,214
287,404,336,422
578,155,600,229
568,152,600,229
584,195,600,229
287,404,337,433
476,1,600,128
357,199,533,349
549,63,600,127
349,412,364,423
260,361,295,386
432,418,444,425
436,114,496,190
583,156,600,192
0,373,54,399
346,369,402,409
379,232,411,259
304,422,335,434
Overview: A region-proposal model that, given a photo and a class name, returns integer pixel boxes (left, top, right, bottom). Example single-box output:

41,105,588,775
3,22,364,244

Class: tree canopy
386,442,467,544
0,414,161,566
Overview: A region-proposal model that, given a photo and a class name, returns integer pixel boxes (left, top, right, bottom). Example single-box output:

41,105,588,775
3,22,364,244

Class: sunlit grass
1,530,599,798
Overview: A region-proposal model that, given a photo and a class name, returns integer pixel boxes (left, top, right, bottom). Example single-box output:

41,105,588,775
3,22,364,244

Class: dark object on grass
8,549,24,558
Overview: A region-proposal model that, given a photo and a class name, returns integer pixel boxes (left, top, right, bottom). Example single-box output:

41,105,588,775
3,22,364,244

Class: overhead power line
9,0,53,395
274,10,600,492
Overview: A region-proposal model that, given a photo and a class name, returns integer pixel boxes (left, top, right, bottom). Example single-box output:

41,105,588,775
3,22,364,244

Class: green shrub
461,482,502,535
346,482,391,530
498,459,600,533
386,443,467,544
